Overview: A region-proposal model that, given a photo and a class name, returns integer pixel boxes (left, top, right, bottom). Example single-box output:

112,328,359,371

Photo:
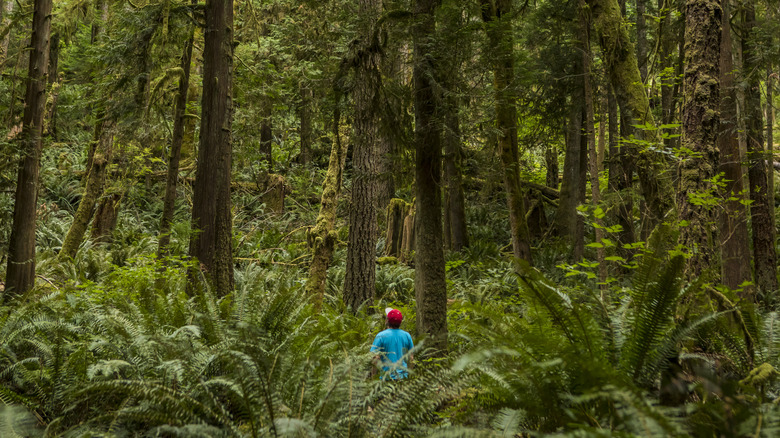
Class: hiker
371,308,414,380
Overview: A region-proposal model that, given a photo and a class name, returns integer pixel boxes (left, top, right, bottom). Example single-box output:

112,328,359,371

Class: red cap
386,309,403,325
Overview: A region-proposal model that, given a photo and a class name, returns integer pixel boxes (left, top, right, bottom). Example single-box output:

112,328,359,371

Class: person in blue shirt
371,308,414,380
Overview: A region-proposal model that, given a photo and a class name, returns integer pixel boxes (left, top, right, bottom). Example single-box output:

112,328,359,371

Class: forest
1,0,780,436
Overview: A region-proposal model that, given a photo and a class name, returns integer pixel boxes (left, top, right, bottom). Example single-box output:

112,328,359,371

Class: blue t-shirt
370,328,414,380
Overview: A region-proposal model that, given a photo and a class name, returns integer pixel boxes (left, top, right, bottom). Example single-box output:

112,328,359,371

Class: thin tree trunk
44,32,60,138
678,0,720,278
260,104,273,169
718,0,751,292
481,0,532,265
158,14,195,258
189,0,235,296
59,121,114,260
298,84,312,165
306,103,349,309
546,145,559,188
608,85,636,258
767,71,774,203
555,92,585,254
344,0,382,311
636,0,648,82
742,4,778,298
413,0,447,354
579,0,607,284
4,0,52,299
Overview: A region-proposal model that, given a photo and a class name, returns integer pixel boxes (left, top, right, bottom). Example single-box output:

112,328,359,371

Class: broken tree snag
305,100,350,308
400,201,416,263
384,198,410,258
257,173,287,213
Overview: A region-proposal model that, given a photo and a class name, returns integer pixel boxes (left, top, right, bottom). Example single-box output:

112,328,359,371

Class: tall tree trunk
659,0,676,132
260,104,273,169
306,102,349,309
343,0,382,311
158,13,195,258
298,84,312,165
59,121,114,260
742,4,778,298
4,0,52,300
608,85,636,258
481,0,532,264
678,0,720,278
588,0,673,235
718,0,751,292
579,0,607,284
636,0,648,81
44,32,60,138
189,0,235,296
767,71,774,203
555,92,586,256
413,0,447,354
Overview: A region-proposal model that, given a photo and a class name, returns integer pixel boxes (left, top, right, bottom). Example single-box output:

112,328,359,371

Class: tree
4,0,53,299
413,0,447,353
189,0,235,295
717,0,751,292
343,0,382,311
678,0,720,277
742,3,777,299
481,0,532,265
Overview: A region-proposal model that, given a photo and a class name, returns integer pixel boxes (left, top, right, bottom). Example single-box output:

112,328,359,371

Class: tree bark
260,104,273,169
555,91,586,256
413,0,447,354
298,84,312,165
636,0,648,81
742,4,778,298
607,85,636,257
678,0,720,278
306,105,349,309
158,15,195,258
4,0,52,300
481,0,532,265
385,198,410,258
717,0,751,292
189,0,235,296
343,0,382,311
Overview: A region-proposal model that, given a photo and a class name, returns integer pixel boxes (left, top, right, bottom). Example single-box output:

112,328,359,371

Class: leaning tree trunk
742,4,778,299
59,121,114,260
158,12,195,258
306,102,349,309
343,0,382,311
4,0,52,300
588,0,673,235
717,0,751,292
481,0,532,265
413,0,447,354
678,0,720,278
189,0,235,296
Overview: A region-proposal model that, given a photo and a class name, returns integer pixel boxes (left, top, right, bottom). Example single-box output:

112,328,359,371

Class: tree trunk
767,71,774,204
158,18,195,258
579,0,607,284
400,203,415,262
555,92,586,256
742,4,778,298
546,145,559,188
4,0,52,300
607,85,636,258
481,0,532,265
678,0,720,278
91,192,121,243
343,0,382,311
260,104,273,169
298,84,312,165
636,0,648,81
588,0,673,235
59,121,114,260
306,106,349,308
413,0,447,354
717,0,751,292
189,0,235,296
385,198,410,258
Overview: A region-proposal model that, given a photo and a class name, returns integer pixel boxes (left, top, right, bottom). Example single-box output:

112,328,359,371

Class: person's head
385,308,403,329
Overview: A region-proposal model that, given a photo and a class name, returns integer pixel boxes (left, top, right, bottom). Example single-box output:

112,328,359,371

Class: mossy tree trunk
306,111,349,309
413,0,447,354
158,14,195,258
607,85,636,260
59,121,114,260
481,0,532,265
678,0,720,278
717,0,751,292
588,0,673,235
4,0,52,299
555,92,586,259
189,0,235,296
635,0,648,81
742,4,778,299
343,0,382,311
